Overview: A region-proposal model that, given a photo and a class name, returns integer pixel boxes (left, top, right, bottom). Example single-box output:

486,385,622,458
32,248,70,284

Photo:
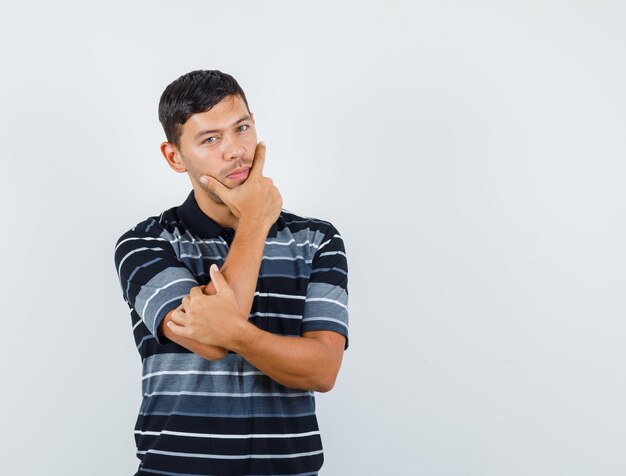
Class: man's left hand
167,264,245,348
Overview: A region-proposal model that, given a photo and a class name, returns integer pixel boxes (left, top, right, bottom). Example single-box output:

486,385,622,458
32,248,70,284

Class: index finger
190,286,205,297
249,142,266,178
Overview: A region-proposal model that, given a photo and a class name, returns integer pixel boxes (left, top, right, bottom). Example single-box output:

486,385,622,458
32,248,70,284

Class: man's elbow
312,371,339,393
302,331,345,392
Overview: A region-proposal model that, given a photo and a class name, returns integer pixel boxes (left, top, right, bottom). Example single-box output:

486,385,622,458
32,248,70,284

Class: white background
1,1,624,475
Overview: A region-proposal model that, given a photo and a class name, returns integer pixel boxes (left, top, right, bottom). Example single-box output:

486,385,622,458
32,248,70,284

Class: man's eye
237,125,249,132
203,136,217,144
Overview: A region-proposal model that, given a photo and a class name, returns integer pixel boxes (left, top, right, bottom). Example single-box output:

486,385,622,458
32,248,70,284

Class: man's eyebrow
193,115,251,140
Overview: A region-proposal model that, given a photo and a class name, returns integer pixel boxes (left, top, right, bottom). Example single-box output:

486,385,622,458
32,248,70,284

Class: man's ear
161,142,186,173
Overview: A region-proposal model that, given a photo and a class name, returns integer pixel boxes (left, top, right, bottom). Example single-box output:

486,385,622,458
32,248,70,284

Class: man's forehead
185,96,250,125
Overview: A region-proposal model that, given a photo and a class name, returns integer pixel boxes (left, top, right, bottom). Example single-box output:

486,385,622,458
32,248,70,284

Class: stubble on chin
193,159,252,206
200,182,226,206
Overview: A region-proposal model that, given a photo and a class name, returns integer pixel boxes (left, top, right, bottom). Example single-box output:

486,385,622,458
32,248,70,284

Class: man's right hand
200,142,283,228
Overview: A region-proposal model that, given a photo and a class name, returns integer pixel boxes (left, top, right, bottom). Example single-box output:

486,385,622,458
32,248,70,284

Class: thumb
200,175,229,201
209,264,230,295
249,141,266,178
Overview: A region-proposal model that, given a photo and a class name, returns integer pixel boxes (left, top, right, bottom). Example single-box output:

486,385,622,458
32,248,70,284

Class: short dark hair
158,70,250,147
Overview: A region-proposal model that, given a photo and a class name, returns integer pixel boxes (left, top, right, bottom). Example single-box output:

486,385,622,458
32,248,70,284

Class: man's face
176,94,257,204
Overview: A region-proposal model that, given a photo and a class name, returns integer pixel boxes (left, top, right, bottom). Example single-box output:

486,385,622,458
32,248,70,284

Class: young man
114,70,349,476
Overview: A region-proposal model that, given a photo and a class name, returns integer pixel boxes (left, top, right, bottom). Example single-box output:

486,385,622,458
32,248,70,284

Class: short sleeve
301,225,349,348
114,227,199,344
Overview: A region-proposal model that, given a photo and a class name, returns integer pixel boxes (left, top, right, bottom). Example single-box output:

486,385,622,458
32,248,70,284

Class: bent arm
160,218,272,360
168,266,347,389
230,326,346,392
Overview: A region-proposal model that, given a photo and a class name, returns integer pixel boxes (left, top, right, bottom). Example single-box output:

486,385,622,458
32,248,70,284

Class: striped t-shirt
114,190,349,476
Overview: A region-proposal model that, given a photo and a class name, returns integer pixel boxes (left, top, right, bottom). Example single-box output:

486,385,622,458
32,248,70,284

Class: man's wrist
237,216,274,234
228,318,261,355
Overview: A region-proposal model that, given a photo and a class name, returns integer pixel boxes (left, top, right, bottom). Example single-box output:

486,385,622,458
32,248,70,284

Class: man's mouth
226,167,251,180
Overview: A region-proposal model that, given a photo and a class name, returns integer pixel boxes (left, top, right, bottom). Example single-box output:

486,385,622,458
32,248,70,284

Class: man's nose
222,134,245,161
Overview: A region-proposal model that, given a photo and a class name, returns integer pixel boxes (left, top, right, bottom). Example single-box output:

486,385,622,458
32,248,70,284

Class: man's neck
193,187,239,230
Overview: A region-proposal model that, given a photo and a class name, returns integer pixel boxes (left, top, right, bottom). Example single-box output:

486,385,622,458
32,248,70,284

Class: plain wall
1,1,624,474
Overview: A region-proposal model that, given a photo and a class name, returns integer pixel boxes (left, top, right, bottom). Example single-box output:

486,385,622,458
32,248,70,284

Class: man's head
159,70,258,205
159,70,250,148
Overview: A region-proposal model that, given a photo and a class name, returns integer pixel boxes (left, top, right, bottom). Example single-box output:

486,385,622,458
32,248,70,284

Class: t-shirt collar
178,189,279,240
178,190,226,238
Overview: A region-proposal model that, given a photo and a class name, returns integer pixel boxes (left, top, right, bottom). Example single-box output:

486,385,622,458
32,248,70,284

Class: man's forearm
167,266,346,388
229,322,345,392
206,218,271,316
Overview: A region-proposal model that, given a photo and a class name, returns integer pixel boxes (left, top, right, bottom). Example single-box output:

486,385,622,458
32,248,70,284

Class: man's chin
198,184,226,206
209,193,226,206
225,177,249,188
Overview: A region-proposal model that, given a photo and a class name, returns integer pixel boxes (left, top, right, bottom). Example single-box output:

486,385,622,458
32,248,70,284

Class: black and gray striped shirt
114,190,349,476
